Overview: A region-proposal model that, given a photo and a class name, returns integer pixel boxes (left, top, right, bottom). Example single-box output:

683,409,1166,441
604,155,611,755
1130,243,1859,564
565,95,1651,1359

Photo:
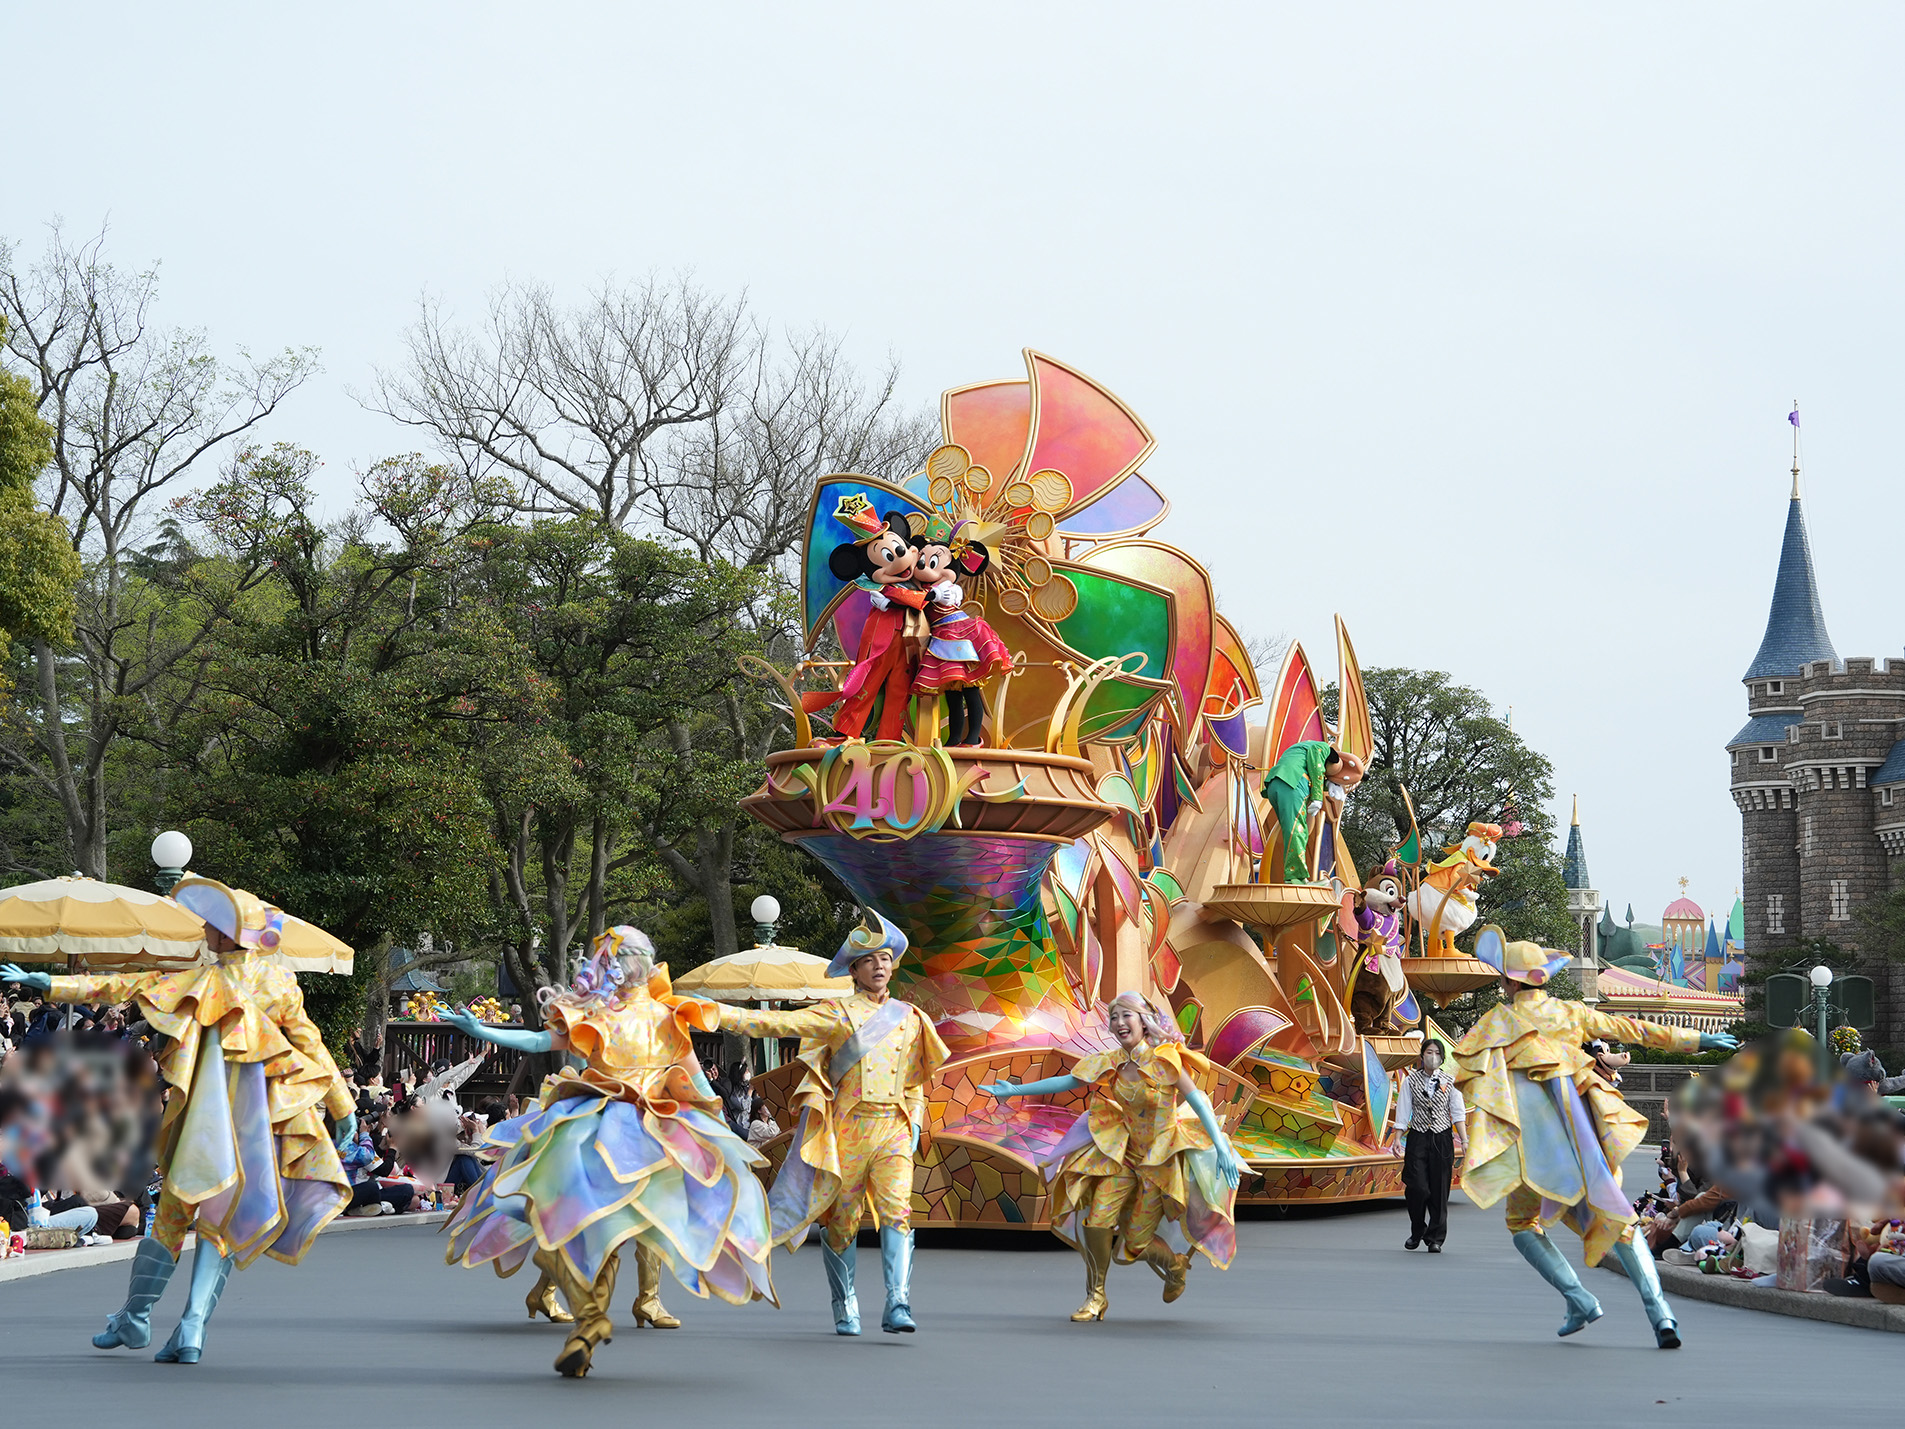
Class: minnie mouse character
908,514,1011,746
802,495,931,743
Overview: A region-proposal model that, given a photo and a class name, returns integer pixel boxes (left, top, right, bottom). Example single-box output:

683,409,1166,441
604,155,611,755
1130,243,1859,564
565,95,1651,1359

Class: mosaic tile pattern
1237,1153,1466,1205
795,830,1087,1054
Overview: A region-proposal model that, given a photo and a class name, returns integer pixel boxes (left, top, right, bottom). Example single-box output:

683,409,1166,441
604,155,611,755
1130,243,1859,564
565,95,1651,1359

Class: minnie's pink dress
913,584,1010,693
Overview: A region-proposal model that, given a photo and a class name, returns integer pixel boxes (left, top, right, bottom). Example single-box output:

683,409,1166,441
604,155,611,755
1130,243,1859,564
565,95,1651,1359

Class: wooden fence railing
382,1021,537,1105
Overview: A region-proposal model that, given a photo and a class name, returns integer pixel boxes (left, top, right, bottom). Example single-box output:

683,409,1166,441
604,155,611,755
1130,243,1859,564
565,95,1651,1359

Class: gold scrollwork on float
763,741,1027,842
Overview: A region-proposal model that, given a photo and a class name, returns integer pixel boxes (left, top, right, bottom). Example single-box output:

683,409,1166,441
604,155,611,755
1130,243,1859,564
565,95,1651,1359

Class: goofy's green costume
1260,740,1332,884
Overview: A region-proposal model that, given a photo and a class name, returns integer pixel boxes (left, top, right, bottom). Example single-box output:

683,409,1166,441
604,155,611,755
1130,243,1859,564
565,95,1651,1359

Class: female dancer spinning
981,992,1242,1321
441,927,775,1376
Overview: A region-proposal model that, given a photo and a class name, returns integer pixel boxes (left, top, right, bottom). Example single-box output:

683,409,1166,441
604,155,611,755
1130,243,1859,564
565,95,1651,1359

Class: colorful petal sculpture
1078,539,1215,736
761,350,1420,1227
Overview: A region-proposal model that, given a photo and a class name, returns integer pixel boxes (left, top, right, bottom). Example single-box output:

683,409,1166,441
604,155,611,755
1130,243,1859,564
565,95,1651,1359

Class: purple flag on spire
1789,408,1801,428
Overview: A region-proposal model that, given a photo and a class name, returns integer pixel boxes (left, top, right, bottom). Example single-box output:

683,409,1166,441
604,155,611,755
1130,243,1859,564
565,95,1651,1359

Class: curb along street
0,1209,451,1286
1598,1252,1905,1334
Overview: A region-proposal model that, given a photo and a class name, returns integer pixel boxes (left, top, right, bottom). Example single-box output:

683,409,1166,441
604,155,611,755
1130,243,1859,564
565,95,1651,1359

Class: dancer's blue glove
979,1074,1080,1100
0,964,52,992
442,1007,553,1054
333,1112,357,1152
1698,1033,1739,1052
1213,1137,1243,1189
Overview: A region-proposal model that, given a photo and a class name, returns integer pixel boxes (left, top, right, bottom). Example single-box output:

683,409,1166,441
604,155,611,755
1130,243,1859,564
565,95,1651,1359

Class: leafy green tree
124,446,537,1058
457,517,770,993
1326,667,1574,951
0,329,80,651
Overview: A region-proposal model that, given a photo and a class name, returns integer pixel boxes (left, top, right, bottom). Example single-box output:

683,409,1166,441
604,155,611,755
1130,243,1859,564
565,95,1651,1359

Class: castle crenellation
1730,490,1905,1053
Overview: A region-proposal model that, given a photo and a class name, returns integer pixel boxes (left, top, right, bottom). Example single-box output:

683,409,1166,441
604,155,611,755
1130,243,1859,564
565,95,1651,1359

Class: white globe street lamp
750,895,781,947
150,830,193,893
1808,964,1834,1076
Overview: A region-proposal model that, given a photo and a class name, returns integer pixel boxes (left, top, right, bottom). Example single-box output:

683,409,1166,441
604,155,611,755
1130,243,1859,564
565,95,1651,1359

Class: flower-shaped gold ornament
909,443,1079,622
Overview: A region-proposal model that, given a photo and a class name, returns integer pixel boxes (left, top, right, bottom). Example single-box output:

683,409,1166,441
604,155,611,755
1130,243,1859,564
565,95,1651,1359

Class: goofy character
804,495,931,743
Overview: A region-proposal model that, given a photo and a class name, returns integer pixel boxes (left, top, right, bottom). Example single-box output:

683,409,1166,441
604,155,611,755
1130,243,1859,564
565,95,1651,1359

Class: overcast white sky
8,3,1901,929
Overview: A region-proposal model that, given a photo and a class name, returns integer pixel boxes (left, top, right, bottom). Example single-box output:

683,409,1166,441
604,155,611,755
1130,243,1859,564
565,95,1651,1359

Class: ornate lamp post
1808,964,1833,1079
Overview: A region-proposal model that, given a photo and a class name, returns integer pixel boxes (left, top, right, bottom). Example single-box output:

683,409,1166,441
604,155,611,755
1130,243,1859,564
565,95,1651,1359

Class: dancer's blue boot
880,1225,915,1333
1511,1230,1603,1337
93,1238,178,1349
1612,1225,1681,1348
154,1239,235,1364
822,1238,860,1336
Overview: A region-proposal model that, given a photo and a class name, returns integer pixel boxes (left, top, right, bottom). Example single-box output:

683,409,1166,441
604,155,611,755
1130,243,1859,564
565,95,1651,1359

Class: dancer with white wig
442,926,776,1377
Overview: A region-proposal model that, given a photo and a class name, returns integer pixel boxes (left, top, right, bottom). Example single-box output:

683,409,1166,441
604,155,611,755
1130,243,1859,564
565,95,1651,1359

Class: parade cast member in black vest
1392,1040,1466,1252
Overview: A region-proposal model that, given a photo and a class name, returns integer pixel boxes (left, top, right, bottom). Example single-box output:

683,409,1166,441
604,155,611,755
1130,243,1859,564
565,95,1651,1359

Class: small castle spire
1744,411,1836,681
1562,800,1591,890
1791,400,1801,498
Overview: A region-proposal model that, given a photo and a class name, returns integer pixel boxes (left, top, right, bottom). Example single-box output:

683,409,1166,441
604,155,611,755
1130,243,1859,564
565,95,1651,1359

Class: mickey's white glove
869,589,891,611
1306,800,1323,818
934,583,963,607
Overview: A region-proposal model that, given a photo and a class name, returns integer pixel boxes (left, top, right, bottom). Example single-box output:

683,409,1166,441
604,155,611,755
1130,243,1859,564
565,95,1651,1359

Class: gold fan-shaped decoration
908,443,1082,632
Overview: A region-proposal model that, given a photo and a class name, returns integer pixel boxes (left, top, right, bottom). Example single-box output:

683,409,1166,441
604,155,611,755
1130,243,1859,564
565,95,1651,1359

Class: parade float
741,351,1499,1227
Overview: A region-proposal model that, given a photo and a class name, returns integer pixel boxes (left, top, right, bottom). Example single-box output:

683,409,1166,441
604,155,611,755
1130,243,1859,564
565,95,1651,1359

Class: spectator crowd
1627,1031,1905,1305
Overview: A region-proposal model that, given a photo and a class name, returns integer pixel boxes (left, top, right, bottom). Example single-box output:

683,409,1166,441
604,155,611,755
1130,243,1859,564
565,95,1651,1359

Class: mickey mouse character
908,515,1011,746
802,495,931,743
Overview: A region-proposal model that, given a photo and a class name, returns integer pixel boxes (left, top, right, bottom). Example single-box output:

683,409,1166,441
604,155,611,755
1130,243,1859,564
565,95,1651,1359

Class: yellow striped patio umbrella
671,944,852,1003
0,875,207,969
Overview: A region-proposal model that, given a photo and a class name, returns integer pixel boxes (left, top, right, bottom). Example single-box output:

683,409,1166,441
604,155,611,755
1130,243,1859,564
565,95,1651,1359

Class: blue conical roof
1562,816,1590,890
1745,496,1836,679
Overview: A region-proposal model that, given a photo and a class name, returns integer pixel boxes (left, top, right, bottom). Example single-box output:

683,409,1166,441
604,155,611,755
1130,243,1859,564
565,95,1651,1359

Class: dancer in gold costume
443,927,774,1377
2,875,356,1364
982,991,1241,1321
1450,927,1736,1347
714,911,949,1335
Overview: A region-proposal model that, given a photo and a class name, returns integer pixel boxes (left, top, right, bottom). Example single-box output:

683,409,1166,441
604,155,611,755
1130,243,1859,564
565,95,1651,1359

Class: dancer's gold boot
630,1244,680,1328
536,1248,619,1378
1143,1240,1190,1303
1072,1226,1113,1321
525,1271,574,1323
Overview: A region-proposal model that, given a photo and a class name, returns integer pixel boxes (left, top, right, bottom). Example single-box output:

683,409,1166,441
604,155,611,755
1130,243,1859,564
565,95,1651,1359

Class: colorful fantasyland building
1729,472,1905,1051
1561,804,1744,1033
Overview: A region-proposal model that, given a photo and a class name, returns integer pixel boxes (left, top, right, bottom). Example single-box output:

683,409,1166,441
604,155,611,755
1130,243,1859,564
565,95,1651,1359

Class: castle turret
1730,460,1905,1052
1743,485,1837,683
1562,797,1602,1001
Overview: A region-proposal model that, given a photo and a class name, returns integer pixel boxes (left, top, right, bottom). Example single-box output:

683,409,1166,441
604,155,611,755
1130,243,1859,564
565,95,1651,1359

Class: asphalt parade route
2,1177,1889,1428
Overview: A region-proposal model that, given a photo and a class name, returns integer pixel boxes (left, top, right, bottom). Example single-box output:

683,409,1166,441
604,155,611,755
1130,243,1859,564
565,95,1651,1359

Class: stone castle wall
1731,656,1905,1052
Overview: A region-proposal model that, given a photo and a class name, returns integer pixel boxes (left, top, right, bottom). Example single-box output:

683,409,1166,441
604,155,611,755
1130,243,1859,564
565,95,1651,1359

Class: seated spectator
1649,1142,1737,1263
1828,1210,1905,1303
746,1096,780,1146
341,1121,417,1217
722,1061,753,1139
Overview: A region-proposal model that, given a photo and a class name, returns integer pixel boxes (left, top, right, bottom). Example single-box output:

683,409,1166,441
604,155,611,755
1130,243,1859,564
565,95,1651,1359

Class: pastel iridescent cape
1450,989,1699,1263
49,959,354,1266
445,967,776,1306
1039,1042,1238,1269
